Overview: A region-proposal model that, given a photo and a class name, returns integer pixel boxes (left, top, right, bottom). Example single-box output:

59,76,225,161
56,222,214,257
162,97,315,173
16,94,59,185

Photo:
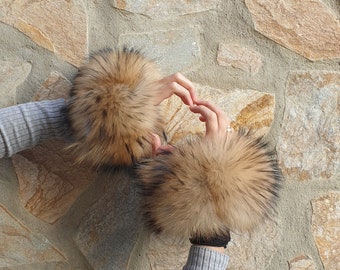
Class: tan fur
66,49,164,166
136,129,282,239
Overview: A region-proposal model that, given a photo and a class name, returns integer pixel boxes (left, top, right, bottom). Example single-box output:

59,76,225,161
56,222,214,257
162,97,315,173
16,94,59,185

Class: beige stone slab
0,61,31,108
217,43,263,74
226,218,280,269
311,192,340,270
0,204,66,267
12,141,95,224
73,170,142,270
146,233,191,270
33,71,72,101
162,83,275,144
11,72,95,224
0,0,87,66
112,0,219,18
118,27,201,74
277,71,340,181
289,255,317,270
245,0,340,61
144,218,280,269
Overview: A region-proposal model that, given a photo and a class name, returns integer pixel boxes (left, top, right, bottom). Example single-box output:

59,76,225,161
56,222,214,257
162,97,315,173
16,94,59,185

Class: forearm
183,245,229,270
0,99,69,158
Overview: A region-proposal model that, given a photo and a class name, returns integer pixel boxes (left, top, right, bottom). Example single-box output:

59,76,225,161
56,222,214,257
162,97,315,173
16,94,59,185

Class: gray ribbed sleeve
183,246,229,270
0,99,69,158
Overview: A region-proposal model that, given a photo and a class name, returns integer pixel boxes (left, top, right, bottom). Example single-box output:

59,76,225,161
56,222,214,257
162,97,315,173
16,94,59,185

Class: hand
188,101,233,250
153,73,197,106
151,100,232,155
189,100,233,140
151,133,175,156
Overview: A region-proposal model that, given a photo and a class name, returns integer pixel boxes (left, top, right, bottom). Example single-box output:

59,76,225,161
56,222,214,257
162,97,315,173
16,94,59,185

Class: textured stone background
0,0,339,269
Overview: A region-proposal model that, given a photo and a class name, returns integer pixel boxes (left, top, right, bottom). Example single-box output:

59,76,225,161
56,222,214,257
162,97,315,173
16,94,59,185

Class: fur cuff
136,129,282,239
66,48,164,167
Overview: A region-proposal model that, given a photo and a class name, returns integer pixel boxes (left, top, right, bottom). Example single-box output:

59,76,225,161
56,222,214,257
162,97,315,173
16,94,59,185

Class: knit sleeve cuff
0,98,69,158
183,245,229,270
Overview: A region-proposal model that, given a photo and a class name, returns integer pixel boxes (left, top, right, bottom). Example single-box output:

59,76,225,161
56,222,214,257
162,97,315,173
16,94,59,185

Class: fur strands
136,129,282,239
66,48,164,166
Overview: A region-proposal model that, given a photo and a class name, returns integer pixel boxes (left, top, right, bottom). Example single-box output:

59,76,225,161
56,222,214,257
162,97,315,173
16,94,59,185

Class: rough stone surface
11,73,95,224
277,71,340,181
163,83,275,144
145,218,280,270
33,71,72,101
245,0,340,61
0,0,87,66
0,61,31,108
112,0,219,18
288,255,317,270
217,43,263,74
73,170,142,270
0,204,66,268
311,192,340,270
146,234,191,270
0,0,339,269
226,219,280,270
118,27,201,74
12,149,95,224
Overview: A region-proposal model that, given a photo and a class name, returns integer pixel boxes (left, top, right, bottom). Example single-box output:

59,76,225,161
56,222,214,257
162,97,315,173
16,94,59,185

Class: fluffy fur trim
135,129,282,239
66,48,164,166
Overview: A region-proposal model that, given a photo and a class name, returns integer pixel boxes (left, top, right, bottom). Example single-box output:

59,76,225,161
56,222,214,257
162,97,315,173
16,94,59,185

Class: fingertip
189,104,198,111
199,116,206,122
192,95,198,104
195,100,205,105
151,133,161,151
186,98,193,106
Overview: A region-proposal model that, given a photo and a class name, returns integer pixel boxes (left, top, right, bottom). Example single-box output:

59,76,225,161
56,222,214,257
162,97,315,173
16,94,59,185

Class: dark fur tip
88,47,114,60
135,129,284,236
122,46,142,55
65,48,163,167
143,210,163,234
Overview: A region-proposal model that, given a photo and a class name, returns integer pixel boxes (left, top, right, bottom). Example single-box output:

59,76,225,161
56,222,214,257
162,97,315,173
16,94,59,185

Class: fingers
154,73,197,106
195,100,229,130
190,105,219,138
190,101,232,139
151,133,162,156
155,144,175,155
170,73,197,105
151,133,175,156
154,73,233,141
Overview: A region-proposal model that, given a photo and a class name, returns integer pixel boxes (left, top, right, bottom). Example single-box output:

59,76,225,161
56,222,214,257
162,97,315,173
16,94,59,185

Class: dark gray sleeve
0,98,69,158
183,246,229,270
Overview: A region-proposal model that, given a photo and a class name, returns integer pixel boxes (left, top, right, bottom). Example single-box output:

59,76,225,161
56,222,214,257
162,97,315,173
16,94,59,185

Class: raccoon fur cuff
66,48,164,167
136,129,282,240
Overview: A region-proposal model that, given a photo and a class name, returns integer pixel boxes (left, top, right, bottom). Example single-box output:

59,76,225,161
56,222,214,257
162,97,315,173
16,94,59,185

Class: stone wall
0,1,339,269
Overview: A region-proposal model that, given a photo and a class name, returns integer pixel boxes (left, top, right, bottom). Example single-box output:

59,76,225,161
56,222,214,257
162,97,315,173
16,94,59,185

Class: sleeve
183,245,229,270
0,98,70,158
